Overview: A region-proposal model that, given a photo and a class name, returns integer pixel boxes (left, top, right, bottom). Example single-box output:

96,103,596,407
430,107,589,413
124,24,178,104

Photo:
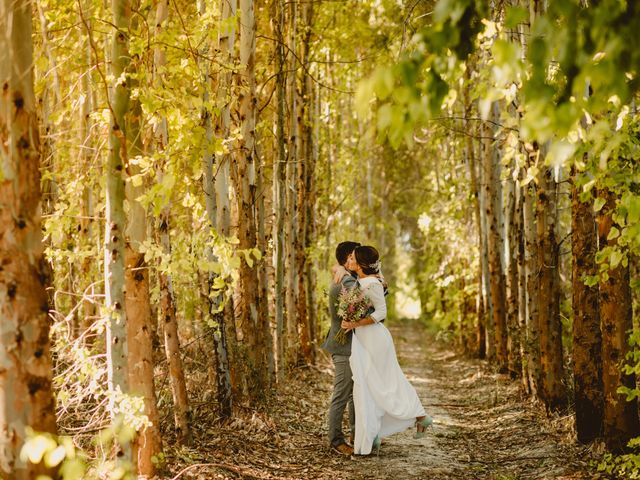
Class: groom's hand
332,265,349,284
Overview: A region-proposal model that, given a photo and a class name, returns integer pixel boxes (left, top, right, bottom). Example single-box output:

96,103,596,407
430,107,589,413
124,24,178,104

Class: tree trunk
216,0,242,402
284,0,299,366
273,0,287,382
598,188,640,452
465,102,486,358
535,167,565,411
200,0,234,417
233,0,273,397
294,0,315,365
482,120,507,371
255,147,275,383
158,214,191,444
35,0,60,219
106,0,132,465
124,6,162,473
304,61,319,358
0,2,57,476
505,175,521,378
571,172,603,443
515,178,530,392
479,155,493,359
154,0,191,444
78,0,96,342
523,176,541,398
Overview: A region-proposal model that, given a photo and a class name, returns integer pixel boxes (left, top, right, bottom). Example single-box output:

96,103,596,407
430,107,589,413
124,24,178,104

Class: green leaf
593,197,606,212
583,275,599,287
607,227,620,241
610,250,623,269
504,6,528,28
626,196,640,224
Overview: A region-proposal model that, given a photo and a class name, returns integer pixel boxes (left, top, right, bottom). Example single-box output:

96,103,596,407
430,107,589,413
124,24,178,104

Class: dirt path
165,321,598,479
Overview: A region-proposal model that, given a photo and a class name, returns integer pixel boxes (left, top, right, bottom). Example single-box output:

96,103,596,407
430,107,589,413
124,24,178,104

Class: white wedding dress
350,276,427,455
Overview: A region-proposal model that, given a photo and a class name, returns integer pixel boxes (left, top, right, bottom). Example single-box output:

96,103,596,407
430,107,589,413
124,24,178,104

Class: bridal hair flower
368,260,381,271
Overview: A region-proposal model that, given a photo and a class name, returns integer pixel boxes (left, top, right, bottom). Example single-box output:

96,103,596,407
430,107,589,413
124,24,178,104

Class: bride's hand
341,320,356,331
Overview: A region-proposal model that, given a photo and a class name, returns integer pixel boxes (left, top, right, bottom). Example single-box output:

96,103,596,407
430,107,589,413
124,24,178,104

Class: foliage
597,439,640,480
17,0,640,474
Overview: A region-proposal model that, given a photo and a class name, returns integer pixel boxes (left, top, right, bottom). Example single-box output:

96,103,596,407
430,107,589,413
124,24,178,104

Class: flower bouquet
334,286,372,344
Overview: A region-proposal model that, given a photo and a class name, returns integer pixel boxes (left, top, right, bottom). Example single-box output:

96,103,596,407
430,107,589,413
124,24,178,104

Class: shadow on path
316,320,596,479
164,320,598,479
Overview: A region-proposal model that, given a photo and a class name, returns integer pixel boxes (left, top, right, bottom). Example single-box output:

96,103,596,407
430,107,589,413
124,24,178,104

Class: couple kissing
322,241,434,456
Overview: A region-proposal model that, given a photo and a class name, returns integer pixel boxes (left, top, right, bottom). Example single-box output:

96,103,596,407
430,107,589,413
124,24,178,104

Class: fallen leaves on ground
160,321,603,479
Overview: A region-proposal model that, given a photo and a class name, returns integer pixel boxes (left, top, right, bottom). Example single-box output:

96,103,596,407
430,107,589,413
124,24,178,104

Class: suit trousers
327,353,356,447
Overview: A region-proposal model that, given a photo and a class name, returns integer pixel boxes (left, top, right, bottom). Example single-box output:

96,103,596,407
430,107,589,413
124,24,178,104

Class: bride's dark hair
354,246,380,275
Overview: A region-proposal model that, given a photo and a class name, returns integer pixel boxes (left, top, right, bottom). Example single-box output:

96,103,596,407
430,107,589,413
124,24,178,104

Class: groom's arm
341,272,357,289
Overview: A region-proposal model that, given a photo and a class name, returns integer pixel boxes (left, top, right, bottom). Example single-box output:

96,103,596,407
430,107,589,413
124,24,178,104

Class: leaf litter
162,321,602,479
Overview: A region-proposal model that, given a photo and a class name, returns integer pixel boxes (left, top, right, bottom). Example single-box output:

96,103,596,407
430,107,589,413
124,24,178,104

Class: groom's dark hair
336,241,360,266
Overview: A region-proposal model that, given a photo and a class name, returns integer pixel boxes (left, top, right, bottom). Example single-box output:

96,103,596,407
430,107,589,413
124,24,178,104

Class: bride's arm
365,281,387,322
341,281,386,330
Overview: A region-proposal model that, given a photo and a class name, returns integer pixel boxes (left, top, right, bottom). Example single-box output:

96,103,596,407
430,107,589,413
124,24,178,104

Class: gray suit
322,273,357,447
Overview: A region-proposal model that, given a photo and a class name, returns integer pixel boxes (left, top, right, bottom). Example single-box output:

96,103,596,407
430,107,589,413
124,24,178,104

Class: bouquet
334,286,372,344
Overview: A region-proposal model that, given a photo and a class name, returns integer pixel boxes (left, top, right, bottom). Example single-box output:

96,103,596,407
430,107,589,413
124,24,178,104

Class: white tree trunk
0,2,57,477
106,0,132,465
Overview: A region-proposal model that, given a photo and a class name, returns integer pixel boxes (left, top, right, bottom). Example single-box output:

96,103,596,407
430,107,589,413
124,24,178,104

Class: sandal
414,415,433,439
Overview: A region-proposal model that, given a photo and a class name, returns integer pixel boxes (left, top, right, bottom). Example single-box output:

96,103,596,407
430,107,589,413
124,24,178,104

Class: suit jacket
321,272,357,356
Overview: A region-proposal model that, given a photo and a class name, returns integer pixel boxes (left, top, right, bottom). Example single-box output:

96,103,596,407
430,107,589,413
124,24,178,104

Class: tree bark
523,176,541,398
124,6,162,473
158,214,191,444
479,152,493,359
465,99,486,359
105,0,132,465
571,173,603,443
284,0,299,366
233,0,273,397
598,188,640,452
154,0,191,445
294,0,315,365
0,2,57,476
200,0,234,417
78,0,97,342
535,167,565,411
304,55,320,358
505,175,521,378
273,0,287,382
482,120,507,371
515,178,529,392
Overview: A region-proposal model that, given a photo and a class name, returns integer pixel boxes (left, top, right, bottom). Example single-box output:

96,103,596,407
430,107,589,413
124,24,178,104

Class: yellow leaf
243,250,254,268
130,174,144,187
607,227,620,241
21,434,57,465
45,445,66,467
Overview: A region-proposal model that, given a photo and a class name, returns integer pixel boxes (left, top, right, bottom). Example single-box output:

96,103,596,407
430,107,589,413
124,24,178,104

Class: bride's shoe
414,415,433,439
372,435,381,455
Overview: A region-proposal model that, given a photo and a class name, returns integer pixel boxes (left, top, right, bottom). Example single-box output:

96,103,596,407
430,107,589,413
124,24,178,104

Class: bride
341,245,432,455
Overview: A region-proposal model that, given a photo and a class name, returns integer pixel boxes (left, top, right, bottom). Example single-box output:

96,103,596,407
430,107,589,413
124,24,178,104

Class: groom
322,241,360,456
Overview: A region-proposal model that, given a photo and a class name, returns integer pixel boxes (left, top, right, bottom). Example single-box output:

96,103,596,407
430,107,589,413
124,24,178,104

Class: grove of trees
0,0,639,478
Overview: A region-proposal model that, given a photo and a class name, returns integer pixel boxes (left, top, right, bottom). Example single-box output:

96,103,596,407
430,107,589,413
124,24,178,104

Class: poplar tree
0,1,57,476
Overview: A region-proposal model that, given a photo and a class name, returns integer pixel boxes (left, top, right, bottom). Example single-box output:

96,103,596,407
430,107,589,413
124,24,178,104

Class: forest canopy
0,0,639,478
